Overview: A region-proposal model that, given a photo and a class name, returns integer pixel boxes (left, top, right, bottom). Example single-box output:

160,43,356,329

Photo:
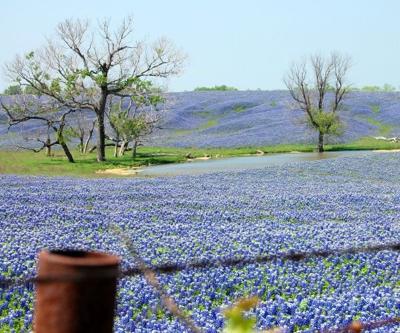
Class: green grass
323,136,400,151
370,104,381,113
196,110,212,118
198,119,218,130
0,137,399,177
233,105,246,113
364,117,393,135
173,119,218,136
172,111,220,136
0,148,186,178
173,128,193,136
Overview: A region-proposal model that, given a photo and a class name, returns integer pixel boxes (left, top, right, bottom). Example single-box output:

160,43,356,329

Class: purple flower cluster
0,153,399,332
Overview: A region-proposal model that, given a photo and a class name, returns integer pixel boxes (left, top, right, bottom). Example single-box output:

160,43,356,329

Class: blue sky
1,0,399,91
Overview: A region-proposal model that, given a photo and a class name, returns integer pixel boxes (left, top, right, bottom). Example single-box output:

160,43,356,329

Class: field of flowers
1,91,400,148
0,153,399,332
151,90,400,147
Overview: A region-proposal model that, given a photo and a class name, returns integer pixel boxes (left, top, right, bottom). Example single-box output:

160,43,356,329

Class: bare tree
105,97,126,158
1,96,76,162
4,17,185,162
19,125,55,157
284,53,351,152
67,110,96,154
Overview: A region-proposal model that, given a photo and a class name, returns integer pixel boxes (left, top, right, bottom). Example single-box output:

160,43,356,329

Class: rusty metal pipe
34,249,120,333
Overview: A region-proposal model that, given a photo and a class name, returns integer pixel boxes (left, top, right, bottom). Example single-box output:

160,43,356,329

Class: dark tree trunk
56,126,74,162
83,139,89,154
60,142,75,163
79,136,84,154
318,132,324,152
132,141,138,159
83,128,94,154
45,145,52,157
96,91,108,162
45,138,52,157
96,111,106,162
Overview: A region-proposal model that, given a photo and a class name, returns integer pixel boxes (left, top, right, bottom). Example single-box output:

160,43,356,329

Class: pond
138,150,387,177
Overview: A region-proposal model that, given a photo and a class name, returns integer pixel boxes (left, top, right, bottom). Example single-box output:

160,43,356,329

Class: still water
138,150,382,177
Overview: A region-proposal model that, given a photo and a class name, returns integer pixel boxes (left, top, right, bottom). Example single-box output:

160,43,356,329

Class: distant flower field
0,153,399,332
1,91,400,148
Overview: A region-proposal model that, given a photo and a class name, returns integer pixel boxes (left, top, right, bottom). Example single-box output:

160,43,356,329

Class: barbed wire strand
113,226,203,333
1,242,399,287
1,241,399,332
120,241,400,277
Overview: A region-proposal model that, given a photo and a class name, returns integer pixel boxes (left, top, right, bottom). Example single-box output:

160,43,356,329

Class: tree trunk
114,143,118,158
318,132,324,152
113,136,120,158
118,141,127,156
79,136,84,154
132,141,138,159
96,111,106,162
96,91,108,162
118,141,125,156
83,140,89,155
56,126,74,162
45,138,51,157
60,142,75,163
83,130,93,154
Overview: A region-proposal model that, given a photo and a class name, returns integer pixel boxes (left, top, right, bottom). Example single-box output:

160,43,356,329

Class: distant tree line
193,85,238,91
352,84,397,92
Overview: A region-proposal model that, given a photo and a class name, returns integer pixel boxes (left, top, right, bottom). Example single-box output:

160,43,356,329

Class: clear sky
1,0,399,91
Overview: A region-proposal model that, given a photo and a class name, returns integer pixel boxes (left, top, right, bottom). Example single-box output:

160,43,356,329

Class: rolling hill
1,90,400,149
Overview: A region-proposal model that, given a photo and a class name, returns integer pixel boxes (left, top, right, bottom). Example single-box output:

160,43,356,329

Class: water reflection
139,150,380,177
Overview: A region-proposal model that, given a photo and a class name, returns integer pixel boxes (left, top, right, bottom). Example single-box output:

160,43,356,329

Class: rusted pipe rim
40,249,120,267
35,249,120,333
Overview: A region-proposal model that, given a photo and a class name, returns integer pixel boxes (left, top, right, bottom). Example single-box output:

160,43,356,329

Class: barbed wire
120,241,400,277
113,225,204,333
1,241,399,332
1,241,399,288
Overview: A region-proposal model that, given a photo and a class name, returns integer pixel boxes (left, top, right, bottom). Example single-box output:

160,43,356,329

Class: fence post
34,249,120,333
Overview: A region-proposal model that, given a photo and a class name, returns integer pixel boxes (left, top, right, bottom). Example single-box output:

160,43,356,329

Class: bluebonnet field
0,152,399,332
1,91,400,148
151,91,400,147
